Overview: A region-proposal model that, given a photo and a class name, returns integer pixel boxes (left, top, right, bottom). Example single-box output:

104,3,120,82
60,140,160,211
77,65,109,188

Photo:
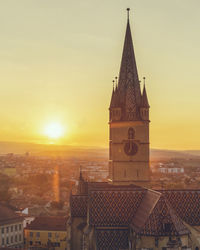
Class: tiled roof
109,17,143,121
0,203,23,225
70,195,88,217
131,189,161,232
70,182,200,232
132,195,190,236
96,229,129,250
25,216,67,231
89,189,145,226
161,190,200,226
118,20,141,108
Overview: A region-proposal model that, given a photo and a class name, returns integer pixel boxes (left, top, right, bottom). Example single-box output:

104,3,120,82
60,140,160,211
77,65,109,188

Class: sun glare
44,122,65,139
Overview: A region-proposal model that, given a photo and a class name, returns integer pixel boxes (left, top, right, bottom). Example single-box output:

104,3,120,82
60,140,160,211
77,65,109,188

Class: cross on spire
127,8,130,20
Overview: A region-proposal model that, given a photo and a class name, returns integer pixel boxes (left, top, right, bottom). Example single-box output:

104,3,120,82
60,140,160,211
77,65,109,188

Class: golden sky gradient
0,0,199,150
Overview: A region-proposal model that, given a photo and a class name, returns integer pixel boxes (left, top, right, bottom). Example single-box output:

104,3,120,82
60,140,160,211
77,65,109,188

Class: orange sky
0,0,200,150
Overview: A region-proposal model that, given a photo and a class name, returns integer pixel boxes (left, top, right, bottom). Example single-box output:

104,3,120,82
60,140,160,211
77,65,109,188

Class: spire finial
112,80,115,89
127,8,130,20
115,76,118,85
79,165,83,180
143,77,146,85
115,76,118,90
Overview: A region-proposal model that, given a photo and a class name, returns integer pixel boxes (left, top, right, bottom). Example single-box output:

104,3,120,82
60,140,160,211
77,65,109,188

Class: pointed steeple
77,166,88,195
118,8,141,107
141,78,150,108
79,166,83,181
109,80,115,108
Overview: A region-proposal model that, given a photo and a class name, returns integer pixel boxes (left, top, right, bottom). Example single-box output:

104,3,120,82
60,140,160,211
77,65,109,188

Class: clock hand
128,141,133,153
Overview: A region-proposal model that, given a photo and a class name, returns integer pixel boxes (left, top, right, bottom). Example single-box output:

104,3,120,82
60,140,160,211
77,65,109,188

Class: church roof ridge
132,193,190,236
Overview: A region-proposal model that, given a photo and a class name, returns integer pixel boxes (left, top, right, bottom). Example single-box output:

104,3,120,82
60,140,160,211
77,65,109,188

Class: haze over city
1,2,200,250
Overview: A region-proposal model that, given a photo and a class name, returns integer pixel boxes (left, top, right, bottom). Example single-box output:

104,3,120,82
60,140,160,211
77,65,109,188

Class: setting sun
44,122,65,139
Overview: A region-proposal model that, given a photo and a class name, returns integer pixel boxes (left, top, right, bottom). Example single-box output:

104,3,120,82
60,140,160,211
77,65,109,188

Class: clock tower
109,9,150,186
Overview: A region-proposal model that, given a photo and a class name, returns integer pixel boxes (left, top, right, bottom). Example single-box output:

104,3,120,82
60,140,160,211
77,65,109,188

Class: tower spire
117,8,141,120
79,165,83,181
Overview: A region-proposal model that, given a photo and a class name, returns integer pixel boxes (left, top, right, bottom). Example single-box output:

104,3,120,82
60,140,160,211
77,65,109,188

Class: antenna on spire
127,8,130,20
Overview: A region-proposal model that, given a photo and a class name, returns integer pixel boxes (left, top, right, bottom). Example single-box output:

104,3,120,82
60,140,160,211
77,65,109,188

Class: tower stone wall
109,13,150,186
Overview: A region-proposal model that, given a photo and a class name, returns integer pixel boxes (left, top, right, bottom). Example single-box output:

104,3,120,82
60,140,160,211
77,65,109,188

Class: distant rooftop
26,216,67,231
0,203,23,225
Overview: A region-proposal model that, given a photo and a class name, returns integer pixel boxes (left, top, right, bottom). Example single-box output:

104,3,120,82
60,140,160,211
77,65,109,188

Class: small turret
109,77,122,121
140,77,150,121
109,80,115,109
77,166,88,195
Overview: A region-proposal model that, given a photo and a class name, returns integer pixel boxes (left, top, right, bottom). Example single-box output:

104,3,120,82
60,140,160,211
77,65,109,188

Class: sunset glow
0,1,199,150
44,122,65,139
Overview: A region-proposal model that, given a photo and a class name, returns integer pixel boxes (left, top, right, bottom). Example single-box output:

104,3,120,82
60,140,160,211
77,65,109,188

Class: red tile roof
132,195,189,236
70,183,200,232
70,195,88,217
161,190,200,226
0,203,23,225
96,229,129,249
89,189,145,226
25,216,67,231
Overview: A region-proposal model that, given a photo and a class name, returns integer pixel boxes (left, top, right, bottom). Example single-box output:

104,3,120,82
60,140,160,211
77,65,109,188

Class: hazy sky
0,0,199,149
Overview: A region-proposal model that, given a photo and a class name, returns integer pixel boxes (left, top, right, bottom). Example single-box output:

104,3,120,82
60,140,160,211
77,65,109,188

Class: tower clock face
124,141,138,156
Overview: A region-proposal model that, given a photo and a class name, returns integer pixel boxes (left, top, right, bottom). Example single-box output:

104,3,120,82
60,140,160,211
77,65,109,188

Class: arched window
128,128,135,139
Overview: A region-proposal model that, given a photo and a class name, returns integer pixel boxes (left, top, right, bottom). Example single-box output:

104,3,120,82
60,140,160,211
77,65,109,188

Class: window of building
19,234,22,241
30,232,33,237
19,224,22,230
11,236,13,243
1,227,4,234
6,227,9,233
36,232,40,238
29,241,33,246
128,127,135,139
6,237,9,244
11,226,13,232
48,232,52,238
2,238,4,245
15,225,18,231
155,237,159,247
15,235,18,242
53,242,60,247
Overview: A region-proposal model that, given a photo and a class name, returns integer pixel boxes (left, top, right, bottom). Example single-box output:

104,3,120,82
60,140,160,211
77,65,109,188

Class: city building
0,204,24,248
159,167,184,174
24,216,67,249
68,9,200,250
0,166,16,177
